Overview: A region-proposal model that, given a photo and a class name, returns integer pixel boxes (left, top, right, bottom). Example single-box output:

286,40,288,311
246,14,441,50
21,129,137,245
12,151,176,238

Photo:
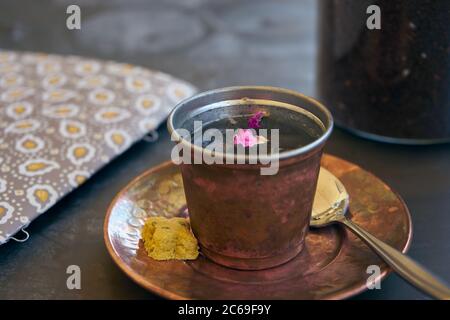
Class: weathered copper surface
168,86,333,270
104,154,412,300
180,151,323,270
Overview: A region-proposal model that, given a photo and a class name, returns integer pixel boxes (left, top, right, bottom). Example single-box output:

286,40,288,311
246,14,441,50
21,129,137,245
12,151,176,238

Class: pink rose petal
233,129,258,147
247,111,264,129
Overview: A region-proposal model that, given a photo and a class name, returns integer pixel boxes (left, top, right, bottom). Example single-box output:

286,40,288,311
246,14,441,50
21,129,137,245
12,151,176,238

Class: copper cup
167,86,333,270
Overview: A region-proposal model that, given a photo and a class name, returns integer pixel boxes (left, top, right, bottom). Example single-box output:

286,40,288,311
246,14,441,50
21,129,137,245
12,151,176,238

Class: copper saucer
104,154,412,300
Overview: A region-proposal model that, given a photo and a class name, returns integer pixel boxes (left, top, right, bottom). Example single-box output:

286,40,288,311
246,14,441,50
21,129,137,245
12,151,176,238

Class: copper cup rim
167,86,334,163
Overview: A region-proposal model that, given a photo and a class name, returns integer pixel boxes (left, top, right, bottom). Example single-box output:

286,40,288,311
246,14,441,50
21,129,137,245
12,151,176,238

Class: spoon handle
340,218,450,300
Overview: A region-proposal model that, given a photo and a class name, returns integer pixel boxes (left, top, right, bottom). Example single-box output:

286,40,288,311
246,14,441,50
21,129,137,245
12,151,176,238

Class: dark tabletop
0,0,449,300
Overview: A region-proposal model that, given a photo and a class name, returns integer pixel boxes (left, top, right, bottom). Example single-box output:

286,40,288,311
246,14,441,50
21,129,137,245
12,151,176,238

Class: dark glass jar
317,0,450,143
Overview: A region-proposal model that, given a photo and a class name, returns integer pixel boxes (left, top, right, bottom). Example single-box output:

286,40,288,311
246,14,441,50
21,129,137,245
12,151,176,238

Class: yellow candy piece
141,217,199,261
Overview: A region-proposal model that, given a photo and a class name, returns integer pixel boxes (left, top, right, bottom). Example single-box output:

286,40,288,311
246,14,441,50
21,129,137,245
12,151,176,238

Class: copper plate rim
104,157,413,300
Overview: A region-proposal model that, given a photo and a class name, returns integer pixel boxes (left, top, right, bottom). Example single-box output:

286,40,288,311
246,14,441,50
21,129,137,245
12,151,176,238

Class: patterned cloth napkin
0,50,196,245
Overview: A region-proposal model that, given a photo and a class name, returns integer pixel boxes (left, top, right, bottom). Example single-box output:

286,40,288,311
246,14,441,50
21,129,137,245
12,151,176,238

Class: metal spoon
311,168,450,300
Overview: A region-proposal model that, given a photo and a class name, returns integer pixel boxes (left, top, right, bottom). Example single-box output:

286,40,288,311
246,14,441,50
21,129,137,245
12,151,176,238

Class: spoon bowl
310,168,450,300
311,168,349,228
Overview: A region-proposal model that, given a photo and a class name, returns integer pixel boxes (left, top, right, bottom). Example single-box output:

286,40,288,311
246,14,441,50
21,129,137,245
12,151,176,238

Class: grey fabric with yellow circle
0,50,196,245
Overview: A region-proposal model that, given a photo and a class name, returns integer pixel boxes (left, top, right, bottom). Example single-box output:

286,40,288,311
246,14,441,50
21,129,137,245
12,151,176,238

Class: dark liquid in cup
187,105,324,153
